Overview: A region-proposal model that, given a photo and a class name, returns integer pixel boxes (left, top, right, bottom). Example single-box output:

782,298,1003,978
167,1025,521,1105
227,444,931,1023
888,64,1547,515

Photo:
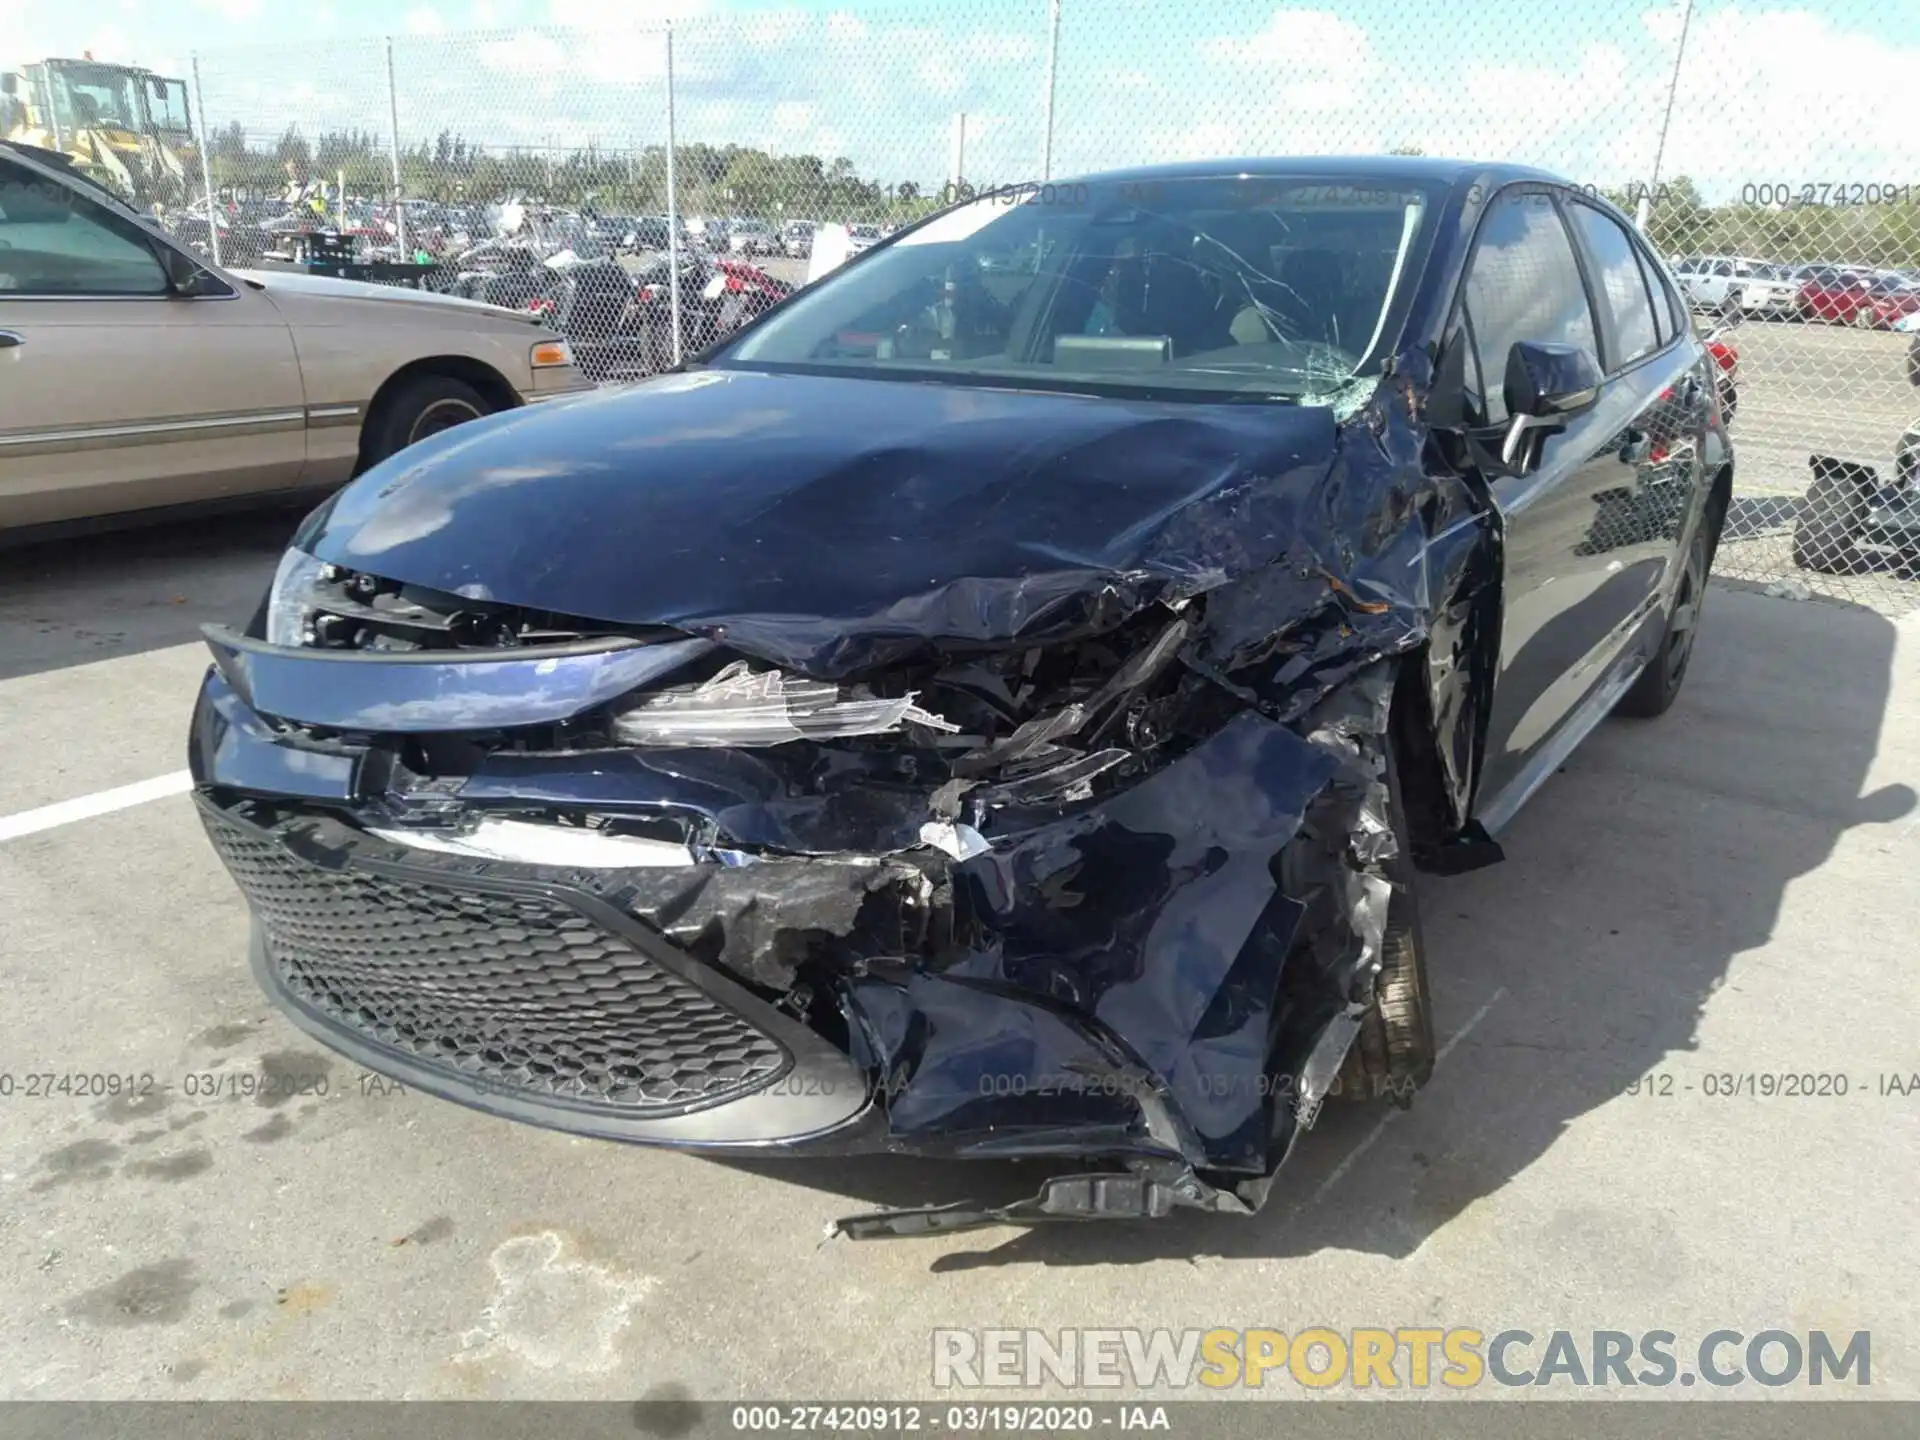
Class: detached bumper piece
198,798,873,1146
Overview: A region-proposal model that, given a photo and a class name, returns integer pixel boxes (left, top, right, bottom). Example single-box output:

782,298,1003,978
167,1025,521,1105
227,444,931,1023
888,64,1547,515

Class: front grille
202,811,790,1115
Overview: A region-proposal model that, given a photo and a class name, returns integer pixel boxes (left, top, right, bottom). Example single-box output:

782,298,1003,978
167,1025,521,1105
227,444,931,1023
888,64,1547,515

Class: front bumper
203,796,878,1148
190,658,1382,1195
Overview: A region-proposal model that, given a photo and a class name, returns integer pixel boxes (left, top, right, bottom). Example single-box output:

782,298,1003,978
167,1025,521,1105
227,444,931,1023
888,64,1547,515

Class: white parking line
0,771,195,843
1309,985,1508,1206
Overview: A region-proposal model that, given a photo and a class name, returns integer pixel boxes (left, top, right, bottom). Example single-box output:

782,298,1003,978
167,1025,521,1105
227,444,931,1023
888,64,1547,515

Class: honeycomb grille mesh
203,811,789,1114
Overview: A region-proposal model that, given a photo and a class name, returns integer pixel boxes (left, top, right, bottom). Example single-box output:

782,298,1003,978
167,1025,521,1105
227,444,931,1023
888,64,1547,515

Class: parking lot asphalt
1,510,1916,1404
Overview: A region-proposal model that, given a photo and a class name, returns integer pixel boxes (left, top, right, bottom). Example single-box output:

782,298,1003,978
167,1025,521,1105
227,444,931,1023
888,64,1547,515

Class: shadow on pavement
712,585,1911,1267
0,508,304,682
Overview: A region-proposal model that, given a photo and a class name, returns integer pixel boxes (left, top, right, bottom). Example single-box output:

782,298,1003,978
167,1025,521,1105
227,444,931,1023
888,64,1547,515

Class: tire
1619,518,1712,719
363,375,492,467
1332,729,1435,1107
1791,463,1870,574
1853,305,1878,330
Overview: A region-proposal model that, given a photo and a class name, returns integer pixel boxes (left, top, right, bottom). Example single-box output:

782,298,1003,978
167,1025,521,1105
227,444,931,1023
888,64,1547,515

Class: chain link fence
158,0,1920,613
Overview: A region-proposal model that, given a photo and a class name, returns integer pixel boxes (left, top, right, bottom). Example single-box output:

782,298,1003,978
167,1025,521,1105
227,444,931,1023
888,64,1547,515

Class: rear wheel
1792,462,1870,574
363,375,492,468
1619,519,1711,718
1854,305,1879,330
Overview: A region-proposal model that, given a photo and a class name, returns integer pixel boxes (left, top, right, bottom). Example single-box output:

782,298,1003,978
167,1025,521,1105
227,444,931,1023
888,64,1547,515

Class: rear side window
1460,190,1599,424
1633,246,1677,345
1566,201,1661,368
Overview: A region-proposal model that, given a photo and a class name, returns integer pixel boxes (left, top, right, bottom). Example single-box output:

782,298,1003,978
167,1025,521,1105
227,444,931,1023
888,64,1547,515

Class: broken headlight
608,659,960,748
263,548,330,647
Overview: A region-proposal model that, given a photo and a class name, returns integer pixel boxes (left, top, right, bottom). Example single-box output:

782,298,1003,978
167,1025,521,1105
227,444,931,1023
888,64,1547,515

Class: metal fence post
386,37,408,258
1645,0,1695,234
1040,0,1061,181
190,54,221,266
666,21,683,366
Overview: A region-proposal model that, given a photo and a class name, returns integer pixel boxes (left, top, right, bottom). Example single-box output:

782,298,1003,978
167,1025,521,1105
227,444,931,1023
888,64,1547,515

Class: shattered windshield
716,175,1440,400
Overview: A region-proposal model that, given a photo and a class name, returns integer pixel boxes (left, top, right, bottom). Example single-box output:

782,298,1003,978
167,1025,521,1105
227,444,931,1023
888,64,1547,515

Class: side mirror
1501,340,1601,469
155,241,229,298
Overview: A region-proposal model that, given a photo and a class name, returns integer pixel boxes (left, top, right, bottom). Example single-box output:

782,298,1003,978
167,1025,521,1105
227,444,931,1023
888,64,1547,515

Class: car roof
1058,154,1564,189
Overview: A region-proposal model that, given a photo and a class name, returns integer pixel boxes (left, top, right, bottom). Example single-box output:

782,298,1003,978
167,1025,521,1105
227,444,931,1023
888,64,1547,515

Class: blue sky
6,0,1918,201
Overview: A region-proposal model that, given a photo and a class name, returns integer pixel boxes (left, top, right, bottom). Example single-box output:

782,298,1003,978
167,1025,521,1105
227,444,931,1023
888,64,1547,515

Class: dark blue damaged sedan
191,158,1732,1238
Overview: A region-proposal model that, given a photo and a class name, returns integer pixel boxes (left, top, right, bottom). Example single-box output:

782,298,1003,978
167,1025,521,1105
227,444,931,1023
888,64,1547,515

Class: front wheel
1332,728,1435,1107
363,375,492,468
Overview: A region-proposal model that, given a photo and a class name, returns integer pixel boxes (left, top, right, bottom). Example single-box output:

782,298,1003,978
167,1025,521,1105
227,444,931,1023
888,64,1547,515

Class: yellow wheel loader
2,57,195,208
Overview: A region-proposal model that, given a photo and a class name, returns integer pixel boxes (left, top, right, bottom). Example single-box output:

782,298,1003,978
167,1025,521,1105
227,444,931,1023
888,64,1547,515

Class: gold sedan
0,142,589,537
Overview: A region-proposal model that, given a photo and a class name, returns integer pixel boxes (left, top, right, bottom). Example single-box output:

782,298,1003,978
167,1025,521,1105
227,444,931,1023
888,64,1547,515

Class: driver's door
1454,188,1667,832
0,152,305,531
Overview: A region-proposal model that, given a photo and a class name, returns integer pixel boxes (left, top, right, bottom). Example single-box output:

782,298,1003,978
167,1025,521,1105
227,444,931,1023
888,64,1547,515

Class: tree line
200,126,1920,266
203,123,945,223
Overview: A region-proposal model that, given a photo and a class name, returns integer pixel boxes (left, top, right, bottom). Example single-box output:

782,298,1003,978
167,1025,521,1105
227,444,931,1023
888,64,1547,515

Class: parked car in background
727,218,777,256
846,222,883,253
687,216,730,253
782,219,819,258
1798,267,1920,328
0,140,587,537
621,215,683,253
192,158,1730,1238
1671,254,1798,316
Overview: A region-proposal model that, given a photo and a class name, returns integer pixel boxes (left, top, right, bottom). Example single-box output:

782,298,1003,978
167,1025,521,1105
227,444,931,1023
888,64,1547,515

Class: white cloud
1162,5,1920,201
771,101,814,134
825,11,867,44
196,0,262,22
406,7,446,34
741,9,805,50
547,0,708,26
915,56,966,99
1199,9,1373,72
477,29,567,74
961,31,1037,64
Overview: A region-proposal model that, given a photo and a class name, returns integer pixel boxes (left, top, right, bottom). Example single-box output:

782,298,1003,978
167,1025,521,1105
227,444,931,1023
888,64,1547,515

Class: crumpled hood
298,368,1343,675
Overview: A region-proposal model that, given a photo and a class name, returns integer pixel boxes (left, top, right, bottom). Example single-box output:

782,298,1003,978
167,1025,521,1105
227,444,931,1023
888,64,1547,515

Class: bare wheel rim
1666,528,1709,687
408,397,482,444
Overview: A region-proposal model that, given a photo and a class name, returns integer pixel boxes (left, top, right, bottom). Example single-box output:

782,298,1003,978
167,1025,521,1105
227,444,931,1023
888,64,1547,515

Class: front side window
1459,190,1599,424
0,158,167,295
717,175,1442,401
1566,200,1660,369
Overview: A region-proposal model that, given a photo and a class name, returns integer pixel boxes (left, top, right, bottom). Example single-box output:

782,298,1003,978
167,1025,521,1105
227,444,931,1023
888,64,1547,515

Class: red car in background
1797,267,1920,328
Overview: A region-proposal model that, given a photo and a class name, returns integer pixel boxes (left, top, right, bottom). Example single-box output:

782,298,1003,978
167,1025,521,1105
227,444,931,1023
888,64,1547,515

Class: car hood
298,368,1345,676
230,268,542,326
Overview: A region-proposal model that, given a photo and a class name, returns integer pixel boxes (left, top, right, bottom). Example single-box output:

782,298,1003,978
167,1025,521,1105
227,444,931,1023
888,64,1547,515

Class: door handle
0,331,23,349
1618,428,1653,465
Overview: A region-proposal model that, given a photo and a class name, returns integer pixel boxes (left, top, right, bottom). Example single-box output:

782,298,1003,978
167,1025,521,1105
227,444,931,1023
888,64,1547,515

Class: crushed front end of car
190,362,1496,1237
